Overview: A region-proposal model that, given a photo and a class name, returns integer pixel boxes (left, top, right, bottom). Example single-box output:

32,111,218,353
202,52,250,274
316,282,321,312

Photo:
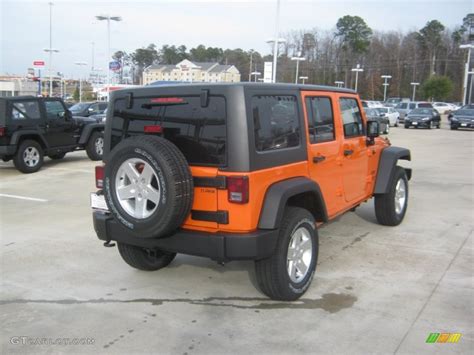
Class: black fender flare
78,124,104,145
374,146,412,194
258,177,328,230
10,130,49,148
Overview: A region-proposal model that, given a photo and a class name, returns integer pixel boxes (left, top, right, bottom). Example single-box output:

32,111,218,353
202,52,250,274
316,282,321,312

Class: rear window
418,103,433,108
11,101,41,120
252,95,300,152
111,96,226,166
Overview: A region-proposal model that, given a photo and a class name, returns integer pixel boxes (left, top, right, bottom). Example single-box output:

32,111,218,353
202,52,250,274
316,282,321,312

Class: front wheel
255,207,318,301
86,131,104,161
117,243,176,271
13,140,44,173
375,166,408,226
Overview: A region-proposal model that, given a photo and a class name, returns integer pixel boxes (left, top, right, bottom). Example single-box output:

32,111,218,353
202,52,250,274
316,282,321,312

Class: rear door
7,99,43,139
302,92,345,216
337,97,369,203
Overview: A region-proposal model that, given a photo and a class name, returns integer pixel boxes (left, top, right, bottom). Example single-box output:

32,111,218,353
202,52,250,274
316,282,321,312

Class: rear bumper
451,122,473,129
0,145,16,158
93,211,279,261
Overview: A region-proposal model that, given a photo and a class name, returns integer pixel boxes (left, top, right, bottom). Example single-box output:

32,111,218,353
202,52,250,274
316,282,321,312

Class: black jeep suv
0,96,105,173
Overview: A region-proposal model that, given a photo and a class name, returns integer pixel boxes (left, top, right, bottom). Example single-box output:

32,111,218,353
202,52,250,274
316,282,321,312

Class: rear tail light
227,176,249,204
144,125,162,133
95,165,104,189
0,127,5,137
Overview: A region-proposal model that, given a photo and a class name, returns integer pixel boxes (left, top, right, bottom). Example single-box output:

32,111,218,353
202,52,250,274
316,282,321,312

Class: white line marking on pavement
0,194,48,202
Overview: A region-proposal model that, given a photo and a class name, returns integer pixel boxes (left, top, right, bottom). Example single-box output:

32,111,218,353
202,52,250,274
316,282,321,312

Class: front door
43,99,76,147
337,97,369,203
302,92,344,217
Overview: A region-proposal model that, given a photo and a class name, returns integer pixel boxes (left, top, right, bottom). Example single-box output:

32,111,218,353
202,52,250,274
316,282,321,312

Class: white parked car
362,100,384,108
377,107,400,127
433,102,454,115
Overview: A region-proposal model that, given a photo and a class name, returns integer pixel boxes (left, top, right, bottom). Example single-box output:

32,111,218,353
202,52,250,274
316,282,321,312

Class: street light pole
460,44,473,105
351,64,364,92
248,50,254,82
410,82,420,101
75,62,88,102
44,2,60,97
272,0,281,84
299,76,308,84
381,75,392,102
96,15,122,100
291,53,305,84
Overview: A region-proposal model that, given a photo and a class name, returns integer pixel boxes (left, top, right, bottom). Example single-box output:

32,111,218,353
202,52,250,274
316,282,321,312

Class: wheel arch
374,146,412,194
258,177,328,230
11,131,48,150
78,124,104,145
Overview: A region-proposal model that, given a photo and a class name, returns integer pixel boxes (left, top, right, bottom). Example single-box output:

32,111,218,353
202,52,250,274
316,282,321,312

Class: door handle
313,155,326,163
344,149,354,156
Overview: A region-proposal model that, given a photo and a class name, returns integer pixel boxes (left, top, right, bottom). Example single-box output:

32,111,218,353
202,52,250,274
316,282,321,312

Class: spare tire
104,135,193,238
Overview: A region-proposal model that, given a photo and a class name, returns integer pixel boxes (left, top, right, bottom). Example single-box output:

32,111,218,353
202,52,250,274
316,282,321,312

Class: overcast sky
0,0,471,78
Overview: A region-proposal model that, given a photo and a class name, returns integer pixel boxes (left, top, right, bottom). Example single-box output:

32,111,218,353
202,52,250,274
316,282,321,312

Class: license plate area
91,192,109,211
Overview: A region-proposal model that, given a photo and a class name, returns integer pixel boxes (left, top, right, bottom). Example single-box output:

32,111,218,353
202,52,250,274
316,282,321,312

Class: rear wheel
13,140,44,173
117,243,176,271
255,207,318,301
375,166,408,226
86,131,104,161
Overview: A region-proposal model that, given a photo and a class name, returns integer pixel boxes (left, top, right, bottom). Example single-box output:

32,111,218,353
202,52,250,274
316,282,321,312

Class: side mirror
366,120,379,145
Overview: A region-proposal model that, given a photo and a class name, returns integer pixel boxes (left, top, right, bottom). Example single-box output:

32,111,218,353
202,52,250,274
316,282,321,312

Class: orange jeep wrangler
91,83,411,300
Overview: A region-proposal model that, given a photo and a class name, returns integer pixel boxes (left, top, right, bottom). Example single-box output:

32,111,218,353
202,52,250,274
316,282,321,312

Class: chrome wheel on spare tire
115,158,161,219
104,135,193,239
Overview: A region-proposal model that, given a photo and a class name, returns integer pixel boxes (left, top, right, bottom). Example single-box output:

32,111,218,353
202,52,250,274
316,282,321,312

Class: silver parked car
395,101,433,122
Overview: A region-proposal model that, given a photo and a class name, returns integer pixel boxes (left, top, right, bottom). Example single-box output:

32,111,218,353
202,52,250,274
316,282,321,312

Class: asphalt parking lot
1,119,472,354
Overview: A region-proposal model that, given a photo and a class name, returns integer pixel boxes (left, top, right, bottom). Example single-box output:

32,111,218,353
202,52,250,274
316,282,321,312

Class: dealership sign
264,62,273,83
109,61,121,71
33,60,45,68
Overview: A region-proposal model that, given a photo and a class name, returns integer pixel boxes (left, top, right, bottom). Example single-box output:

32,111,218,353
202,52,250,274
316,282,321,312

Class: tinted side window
11,101,41,120
252,95,300,152
339,98,364,138
409,103,416,109
45,101,66,120
306,97,335,143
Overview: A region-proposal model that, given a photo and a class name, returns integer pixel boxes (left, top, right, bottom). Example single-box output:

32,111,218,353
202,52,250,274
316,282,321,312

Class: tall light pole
272,0,281,83
96,15,122,100
335,81,344,88
351,64,364,92
291,52,306,84
381,75,392,102
75,62,88,102
460,44,473,105
44,1,59,97
299,76,308,84
410,82,420,101
248,50,254,82
266,38,286,83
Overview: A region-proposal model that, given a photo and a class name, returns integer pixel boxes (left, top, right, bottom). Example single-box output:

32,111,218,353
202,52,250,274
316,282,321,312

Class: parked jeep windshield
111,95,226,166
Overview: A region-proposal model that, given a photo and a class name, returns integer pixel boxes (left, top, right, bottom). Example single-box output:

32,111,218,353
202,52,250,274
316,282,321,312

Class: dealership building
143,59,241,85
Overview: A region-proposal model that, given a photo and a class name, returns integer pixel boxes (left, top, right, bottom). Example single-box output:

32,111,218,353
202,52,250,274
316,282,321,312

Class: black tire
404,124,409,129
375,166,408,226
48,152,66,160
436,123,441,129
104,135,193,239
117,243,176,271
13,140,44,173
86,131,104,161
450,125,457,130
255,207,318,301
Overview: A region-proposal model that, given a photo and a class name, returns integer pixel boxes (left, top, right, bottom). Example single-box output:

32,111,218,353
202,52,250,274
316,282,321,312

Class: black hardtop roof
0,95,38,101
114,82,356,96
